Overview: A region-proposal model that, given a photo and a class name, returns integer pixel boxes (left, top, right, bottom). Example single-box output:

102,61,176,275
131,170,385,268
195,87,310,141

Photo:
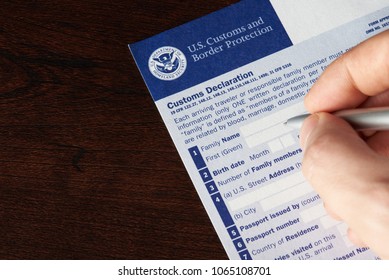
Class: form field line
228,171,305,212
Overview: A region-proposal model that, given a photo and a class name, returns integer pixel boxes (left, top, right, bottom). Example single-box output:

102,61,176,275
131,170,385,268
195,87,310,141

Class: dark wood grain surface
0,0,240,259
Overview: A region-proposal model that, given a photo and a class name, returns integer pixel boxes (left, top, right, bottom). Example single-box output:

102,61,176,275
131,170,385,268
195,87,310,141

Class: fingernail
300,113,319,148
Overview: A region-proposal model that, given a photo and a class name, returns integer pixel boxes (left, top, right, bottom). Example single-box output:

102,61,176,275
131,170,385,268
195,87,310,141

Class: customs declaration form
130,0,389,260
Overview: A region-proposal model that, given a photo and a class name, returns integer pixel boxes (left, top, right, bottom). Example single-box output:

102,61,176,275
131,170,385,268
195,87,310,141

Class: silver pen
285,107,389,131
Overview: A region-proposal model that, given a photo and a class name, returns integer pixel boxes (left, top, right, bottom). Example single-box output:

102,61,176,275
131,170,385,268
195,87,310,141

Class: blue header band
130,0,292,101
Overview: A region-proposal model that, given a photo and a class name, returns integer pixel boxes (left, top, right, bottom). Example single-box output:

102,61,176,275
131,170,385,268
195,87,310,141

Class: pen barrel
336,108,389,130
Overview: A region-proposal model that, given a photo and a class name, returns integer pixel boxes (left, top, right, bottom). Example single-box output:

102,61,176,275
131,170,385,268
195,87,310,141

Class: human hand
300,30,389,259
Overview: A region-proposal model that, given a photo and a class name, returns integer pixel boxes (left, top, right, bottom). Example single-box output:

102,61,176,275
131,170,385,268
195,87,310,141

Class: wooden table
0,0,239,259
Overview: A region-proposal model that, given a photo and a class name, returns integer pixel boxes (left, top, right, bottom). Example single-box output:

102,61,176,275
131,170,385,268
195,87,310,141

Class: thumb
300,112,380,196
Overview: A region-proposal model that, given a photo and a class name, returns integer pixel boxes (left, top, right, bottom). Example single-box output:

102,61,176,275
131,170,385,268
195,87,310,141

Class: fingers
300,28,389,260
347,228,367,248
301,113,378,197
323,202,365,249
323,202,342,221
366,131,389,156
305,30,389,113
360,90,389,108
301,112,389,259
301,113,375,219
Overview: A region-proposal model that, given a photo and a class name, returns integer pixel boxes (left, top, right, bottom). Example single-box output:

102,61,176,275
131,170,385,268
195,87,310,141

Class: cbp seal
148,46,187,80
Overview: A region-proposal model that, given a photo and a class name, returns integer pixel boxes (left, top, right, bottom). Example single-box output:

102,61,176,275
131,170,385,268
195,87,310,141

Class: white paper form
130,0,389,259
